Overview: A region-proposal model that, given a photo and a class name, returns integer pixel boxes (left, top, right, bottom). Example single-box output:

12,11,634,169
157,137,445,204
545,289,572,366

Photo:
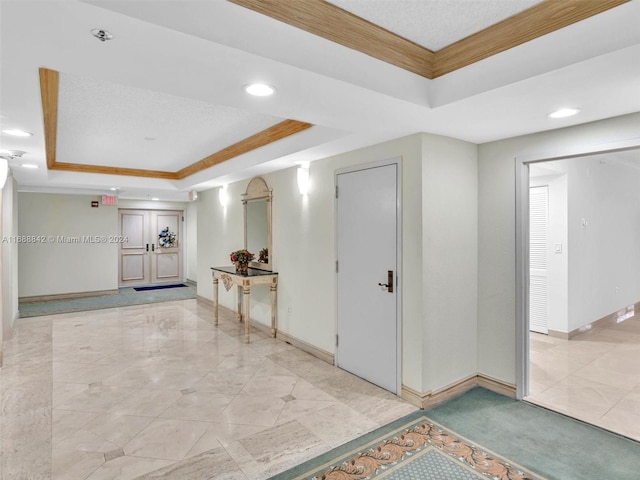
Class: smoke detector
91,29,114,42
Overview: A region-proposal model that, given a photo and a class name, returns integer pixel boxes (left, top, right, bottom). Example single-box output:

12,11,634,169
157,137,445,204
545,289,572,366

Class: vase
236,262,249,274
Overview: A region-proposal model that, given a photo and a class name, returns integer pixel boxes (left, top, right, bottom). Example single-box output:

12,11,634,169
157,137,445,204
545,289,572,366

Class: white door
336,163,399,393
529,186,549,334
119,209,183,286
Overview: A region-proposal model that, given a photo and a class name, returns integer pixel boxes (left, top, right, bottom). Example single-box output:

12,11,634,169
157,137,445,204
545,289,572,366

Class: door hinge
336,334,339,347
335,185,338,198
335,260,339,273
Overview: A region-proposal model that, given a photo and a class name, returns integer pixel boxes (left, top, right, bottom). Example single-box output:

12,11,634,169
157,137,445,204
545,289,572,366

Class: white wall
197,132,479,394
18,194,189,297
421,134,478,392
566,155,640,330
18,193,120,296
478,113,640,385
2,176,19,334
198,134,426,391
185,201,197,282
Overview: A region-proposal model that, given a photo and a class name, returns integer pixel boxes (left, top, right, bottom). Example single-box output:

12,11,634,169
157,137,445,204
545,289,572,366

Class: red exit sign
101,195,118,205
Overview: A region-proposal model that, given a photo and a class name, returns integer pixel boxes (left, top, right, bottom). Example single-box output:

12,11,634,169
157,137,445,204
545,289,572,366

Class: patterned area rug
18,283,197,318
271,412,545,480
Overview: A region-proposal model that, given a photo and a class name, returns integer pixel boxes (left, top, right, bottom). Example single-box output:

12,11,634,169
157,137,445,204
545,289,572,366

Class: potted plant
258,247,268,263
230,249,254,274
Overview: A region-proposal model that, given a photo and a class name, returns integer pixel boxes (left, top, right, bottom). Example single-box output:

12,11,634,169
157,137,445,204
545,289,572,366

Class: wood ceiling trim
230,0,629,80
433,0,631,78
229,0,434,79
39,68,59,169
50,162,180,180
176,119,313,179
39,68,313,180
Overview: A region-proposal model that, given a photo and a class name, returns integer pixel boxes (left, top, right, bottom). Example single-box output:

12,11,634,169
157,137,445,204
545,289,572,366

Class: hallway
0,299,416,479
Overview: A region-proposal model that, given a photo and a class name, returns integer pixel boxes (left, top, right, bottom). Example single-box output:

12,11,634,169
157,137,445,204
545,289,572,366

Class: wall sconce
219,184,228,207
0,158,8,188
297,164,310,195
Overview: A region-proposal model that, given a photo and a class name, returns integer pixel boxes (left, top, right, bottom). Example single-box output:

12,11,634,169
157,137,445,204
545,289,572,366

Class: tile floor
527,308,640,442
0,299,417,479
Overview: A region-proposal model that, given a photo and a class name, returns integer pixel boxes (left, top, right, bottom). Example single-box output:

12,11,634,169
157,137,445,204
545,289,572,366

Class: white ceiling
0,0,639,201
328,0,542,50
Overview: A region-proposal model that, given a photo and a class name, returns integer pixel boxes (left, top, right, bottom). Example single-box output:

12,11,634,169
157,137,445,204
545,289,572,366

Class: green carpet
18,283,197,318
273,387,640,480
427,387,640,480
271,408,544,480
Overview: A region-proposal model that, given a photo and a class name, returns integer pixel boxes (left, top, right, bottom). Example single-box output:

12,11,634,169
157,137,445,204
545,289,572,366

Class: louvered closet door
529,186,549,334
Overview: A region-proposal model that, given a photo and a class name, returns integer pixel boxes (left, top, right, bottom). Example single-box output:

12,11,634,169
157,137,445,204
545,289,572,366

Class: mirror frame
242,176,273,271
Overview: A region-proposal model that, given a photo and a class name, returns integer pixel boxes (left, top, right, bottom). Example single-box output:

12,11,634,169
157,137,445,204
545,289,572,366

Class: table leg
236,285,243,322
243,286,251,343
213,278,219,326
270,284,277,338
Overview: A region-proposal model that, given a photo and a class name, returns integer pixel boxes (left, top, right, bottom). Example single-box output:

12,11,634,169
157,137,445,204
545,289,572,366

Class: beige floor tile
187,423,268,455
195,371,253,395
295,403,379,447
242,374,298,397
2,300,418,480
55,385,137,413
527,374,629,420
85,455,174,480
52,448,105,480
217,394,286,427
107,388,182,417
123,417,211,461
159,391,235,422
52,409,98,446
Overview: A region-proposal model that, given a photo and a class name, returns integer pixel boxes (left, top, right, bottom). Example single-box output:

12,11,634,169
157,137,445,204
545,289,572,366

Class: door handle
378,270,394,293
146,243,149,252
152,243,155,252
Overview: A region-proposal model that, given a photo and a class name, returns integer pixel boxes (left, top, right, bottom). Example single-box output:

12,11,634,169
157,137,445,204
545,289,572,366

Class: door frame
334,157,403,395
118,208,185,287
514,139,640,400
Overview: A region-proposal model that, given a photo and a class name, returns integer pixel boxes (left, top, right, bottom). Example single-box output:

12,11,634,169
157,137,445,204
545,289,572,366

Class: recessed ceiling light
151,197,159,201
110,187,119,191
22,164,39,169
547,108,580,119
2,128,33,137
244,83,276,97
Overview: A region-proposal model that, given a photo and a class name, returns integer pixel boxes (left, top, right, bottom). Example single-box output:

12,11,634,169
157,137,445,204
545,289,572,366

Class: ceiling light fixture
2,129,33,137
547,108,580,119
22,164,39,169
151,197,159,201
91,29,114,42
110,187,119,191
244,83,276,97
0,150,26,160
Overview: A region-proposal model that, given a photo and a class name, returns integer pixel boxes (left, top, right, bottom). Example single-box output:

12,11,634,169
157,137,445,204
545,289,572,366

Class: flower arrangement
230,249,254,264
258,247,268,263
158,227,177,248
230,249,254,273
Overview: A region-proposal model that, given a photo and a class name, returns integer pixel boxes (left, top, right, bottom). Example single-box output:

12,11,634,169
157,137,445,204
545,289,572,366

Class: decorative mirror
243,176,272,271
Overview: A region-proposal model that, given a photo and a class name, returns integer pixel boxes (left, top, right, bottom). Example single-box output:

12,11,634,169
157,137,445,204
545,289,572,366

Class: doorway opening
518,146,640,441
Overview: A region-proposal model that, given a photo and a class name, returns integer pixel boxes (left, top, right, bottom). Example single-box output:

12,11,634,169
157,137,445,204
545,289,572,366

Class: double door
119,209,183,287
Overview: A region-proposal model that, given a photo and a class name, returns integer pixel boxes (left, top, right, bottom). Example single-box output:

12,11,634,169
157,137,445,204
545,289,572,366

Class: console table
211,266,278,343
